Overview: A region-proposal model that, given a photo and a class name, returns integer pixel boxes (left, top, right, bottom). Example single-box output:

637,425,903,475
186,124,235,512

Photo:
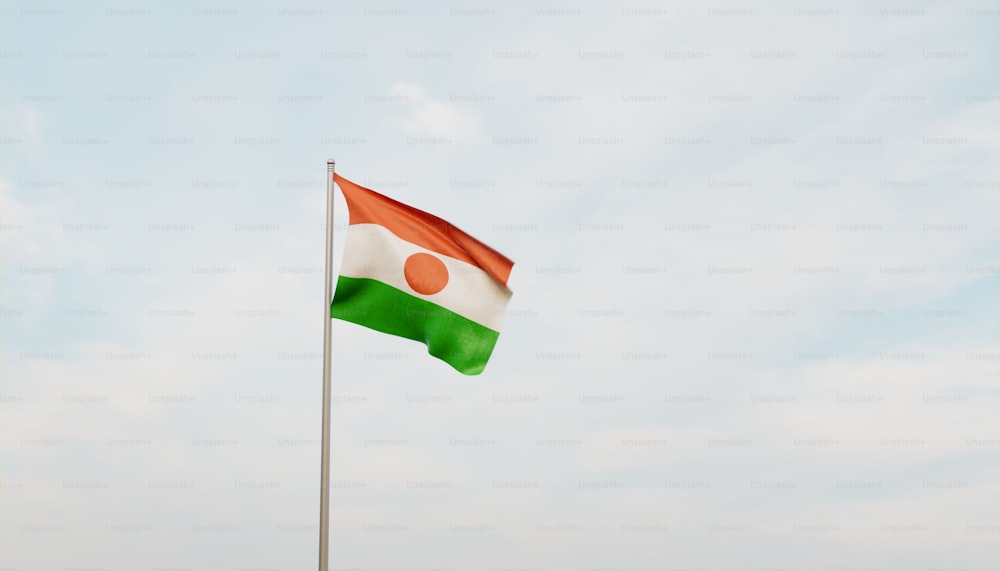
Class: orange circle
403,253,449,295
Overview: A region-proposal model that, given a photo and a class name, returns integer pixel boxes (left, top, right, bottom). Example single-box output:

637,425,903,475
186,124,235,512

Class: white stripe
339,223,512,331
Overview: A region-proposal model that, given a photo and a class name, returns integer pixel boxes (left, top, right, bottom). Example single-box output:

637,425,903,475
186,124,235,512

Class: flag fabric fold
330,173,514,375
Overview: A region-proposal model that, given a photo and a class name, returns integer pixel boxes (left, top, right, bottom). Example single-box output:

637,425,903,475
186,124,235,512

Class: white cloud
391,81,480,141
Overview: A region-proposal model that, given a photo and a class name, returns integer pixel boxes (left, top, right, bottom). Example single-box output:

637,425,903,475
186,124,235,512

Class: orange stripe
334,173,514,286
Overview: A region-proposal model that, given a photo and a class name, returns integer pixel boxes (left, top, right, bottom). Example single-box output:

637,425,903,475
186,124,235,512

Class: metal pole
318,159,335,571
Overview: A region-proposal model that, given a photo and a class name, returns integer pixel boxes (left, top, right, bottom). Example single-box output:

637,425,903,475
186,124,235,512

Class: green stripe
330,276,500,375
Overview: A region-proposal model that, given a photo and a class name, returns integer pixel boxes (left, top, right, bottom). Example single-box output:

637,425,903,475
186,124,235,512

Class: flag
330,173,514,375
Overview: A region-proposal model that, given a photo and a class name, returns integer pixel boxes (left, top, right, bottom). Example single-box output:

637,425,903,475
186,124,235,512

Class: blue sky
1,1,998,569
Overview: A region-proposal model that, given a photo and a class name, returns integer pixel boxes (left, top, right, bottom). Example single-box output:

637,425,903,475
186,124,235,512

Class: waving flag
331,173,514,375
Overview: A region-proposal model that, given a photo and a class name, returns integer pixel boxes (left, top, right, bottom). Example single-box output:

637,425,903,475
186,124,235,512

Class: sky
1,1,998,570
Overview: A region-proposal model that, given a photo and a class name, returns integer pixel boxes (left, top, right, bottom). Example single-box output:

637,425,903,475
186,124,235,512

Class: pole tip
327,159,335,165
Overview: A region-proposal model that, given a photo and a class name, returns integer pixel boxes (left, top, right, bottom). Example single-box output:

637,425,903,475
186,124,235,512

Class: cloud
391,81,480,141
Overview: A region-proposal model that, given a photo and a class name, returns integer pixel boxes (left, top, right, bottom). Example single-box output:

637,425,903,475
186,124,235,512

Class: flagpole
319,158,335,571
